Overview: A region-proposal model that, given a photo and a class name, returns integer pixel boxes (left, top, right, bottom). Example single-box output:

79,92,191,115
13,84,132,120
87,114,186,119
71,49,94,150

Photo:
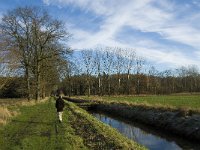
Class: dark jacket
55,97,65,112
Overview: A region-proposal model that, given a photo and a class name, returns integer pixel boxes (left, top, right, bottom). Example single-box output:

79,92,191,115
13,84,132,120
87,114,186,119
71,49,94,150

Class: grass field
0,98,48,125
0,97,145,150
74,95,200,111
0,98,87,150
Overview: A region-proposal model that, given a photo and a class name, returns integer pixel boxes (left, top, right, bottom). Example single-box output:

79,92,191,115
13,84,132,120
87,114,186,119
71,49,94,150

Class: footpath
0,98,145,150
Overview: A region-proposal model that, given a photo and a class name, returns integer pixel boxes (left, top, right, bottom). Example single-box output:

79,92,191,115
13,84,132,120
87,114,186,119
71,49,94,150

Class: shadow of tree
11,119,54,126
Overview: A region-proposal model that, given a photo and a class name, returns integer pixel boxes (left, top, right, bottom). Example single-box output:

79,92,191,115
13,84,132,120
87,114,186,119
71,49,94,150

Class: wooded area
0,6,200,99
59,48,200,96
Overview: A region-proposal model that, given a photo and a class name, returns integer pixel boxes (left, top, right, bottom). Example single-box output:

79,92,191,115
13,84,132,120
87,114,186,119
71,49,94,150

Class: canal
91,112,200,150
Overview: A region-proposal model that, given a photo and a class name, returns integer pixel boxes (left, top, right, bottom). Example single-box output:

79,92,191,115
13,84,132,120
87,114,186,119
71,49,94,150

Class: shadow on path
11,119,54,126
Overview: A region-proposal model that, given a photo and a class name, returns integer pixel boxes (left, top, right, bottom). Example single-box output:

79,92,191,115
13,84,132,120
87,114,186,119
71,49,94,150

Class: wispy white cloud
43,0,200,68
135,47,199,67
194,51,200,60
0,13,3,22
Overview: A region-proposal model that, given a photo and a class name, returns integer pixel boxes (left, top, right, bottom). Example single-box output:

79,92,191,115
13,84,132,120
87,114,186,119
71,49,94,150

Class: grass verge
73,95,200,113
0,97,87,150
66,101,146,150
0,98,48,126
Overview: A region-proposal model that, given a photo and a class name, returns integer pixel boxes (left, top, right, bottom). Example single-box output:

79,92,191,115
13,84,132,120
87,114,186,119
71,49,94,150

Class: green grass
0,98,87,150
75,95,200,111
0,97,145,150
66,101,146,150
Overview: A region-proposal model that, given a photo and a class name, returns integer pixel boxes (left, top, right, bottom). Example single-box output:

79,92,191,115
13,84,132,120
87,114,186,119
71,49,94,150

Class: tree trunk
88,83,91,97
118,76,121,95
127,73,130,95
26,67,31,101
108,75,111,96
68,76,71,97
98,76,101,96
87,76,91,97
137,75,140,95
36,64,40,101
42,84,46,98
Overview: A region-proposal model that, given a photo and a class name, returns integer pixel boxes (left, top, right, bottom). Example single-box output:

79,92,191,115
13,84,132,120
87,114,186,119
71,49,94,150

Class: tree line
59,48,200,96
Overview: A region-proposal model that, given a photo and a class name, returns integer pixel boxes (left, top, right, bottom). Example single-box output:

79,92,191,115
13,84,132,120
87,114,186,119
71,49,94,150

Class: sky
1,0,200,70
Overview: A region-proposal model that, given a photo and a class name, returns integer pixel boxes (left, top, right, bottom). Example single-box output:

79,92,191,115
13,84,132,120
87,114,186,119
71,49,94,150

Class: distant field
75,95,200,110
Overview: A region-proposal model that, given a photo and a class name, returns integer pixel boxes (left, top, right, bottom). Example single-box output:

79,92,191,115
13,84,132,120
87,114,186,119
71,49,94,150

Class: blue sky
1,0,200,70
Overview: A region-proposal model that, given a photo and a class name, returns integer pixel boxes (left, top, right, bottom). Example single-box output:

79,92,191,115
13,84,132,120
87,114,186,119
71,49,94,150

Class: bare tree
0,6,71,100
58,59,79,97
102,47,115,96
114,47,126,94
135,57,145,95
123,49,136,95
94,49,103,96
81,50,95,97
187,65,199,93
0,7,33,100
148,66,160,94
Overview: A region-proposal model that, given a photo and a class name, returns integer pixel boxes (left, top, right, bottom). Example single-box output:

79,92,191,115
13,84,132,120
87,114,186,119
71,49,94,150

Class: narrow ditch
90,111,200,150
65,98,200,150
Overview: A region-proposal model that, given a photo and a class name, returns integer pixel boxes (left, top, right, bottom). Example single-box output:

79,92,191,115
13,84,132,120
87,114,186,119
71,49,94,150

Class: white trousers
57,112,63,122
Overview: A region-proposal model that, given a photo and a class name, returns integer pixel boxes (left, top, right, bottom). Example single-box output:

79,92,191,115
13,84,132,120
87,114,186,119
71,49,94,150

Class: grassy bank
67,96,200,141
74,95,200,112
0,98,48,126
0,97,145,149
66,101,145,150
0,97,86,149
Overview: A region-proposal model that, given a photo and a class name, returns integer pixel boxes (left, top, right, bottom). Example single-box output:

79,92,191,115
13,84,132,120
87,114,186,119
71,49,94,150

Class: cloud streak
43,0,200,68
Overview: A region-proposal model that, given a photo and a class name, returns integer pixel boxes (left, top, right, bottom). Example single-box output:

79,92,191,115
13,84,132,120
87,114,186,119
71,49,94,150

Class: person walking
55,95,65,123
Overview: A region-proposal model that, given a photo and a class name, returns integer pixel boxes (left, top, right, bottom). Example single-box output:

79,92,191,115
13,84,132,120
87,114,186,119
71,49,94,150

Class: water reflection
92,113,199,150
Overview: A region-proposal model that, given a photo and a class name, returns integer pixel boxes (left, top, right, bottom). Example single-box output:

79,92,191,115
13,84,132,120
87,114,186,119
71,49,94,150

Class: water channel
91,112,200,150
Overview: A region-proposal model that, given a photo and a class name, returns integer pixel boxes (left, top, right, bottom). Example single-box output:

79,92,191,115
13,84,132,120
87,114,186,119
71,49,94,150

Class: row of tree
1,6,199,99
59,48,200,96
0,6,71,100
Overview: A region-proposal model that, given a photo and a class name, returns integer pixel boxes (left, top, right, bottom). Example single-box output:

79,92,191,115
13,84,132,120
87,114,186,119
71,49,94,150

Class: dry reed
0,97,49,126
0,107,18,125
